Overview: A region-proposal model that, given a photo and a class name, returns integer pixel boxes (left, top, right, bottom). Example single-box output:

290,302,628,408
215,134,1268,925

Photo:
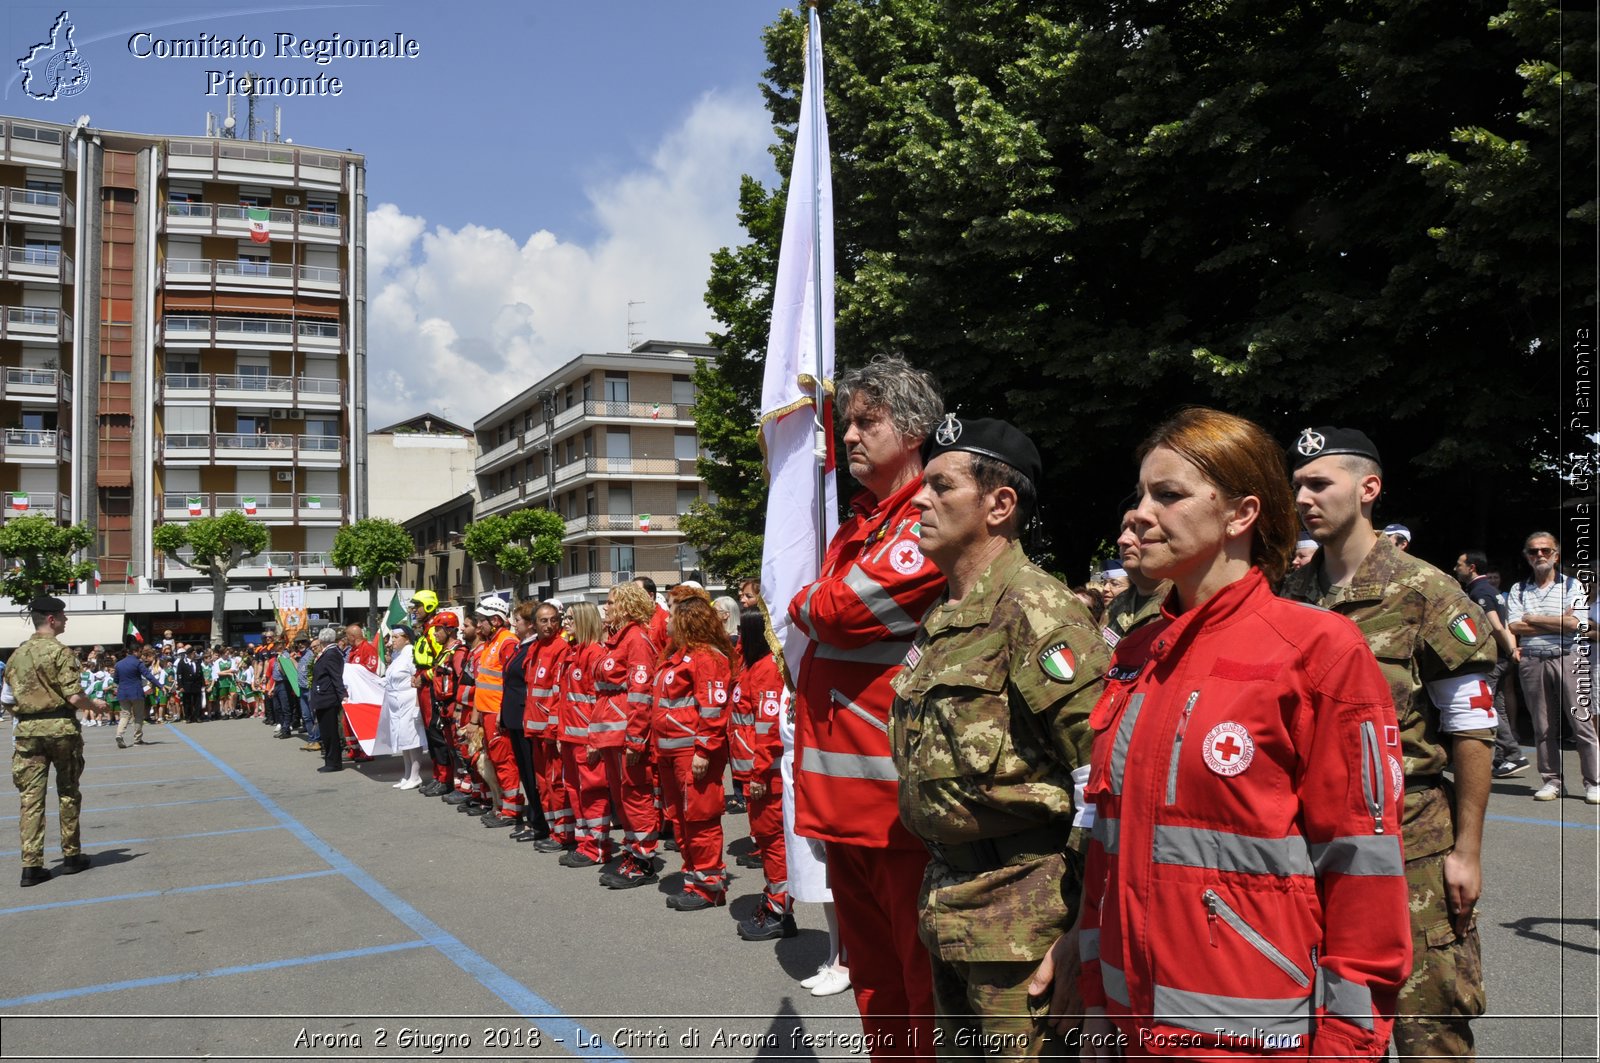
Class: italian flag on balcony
638,513,652,531
247,207,271,244
187,496,203,516
305,496,322,509
9,492,27,511
650,403,662,420
242,496,257,515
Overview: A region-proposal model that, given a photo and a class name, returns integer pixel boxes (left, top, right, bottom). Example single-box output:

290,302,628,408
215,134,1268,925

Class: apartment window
674,432,698,462
604,372,629,404
677,487,699,515
497,424,508,446
672,375,695,406
100,356,130,383
582,376,593,403
609,547,635,573
237,411,269,435
100,188,136,204
523,412,534,433
305,417,339,437
305,199,337,215
585,487,597,516
588,547,599,575
564,384,575,409
609,485,633,516
237,192,271,208
100,488,133,517
568,548,579,575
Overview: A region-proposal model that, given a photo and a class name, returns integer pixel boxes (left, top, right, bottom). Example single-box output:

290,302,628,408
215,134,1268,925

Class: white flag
759,6,838,689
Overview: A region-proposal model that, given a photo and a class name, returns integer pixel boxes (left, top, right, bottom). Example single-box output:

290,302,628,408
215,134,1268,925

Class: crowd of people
6,353,1594,1061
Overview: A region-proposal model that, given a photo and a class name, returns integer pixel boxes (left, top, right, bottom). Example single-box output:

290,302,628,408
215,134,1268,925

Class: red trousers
747,788,789,913
452,716,487,800
658,750,726,901
532,737,571,842
599,746,658,859
826,840,936,1062
562,743,613,861
481,713,524,817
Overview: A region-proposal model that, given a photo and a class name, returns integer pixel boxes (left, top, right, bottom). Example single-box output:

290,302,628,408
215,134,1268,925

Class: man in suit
175,647,204,723
310,628,348,773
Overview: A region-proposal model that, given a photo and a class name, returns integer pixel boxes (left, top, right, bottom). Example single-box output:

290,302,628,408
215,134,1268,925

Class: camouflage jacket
1102,581,1171,649
6,631,84,738
1282,533,1496,858
890,540,1109,962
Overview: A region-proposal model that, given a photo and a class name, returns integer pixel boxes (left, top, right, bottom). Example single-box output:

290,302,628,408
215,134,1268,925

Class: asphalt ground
0,716,1595,1062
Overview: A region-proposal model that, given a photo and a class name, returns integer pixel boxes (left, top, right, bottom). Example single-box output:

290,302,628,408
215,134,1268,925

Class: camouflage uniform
1100,581,1170,649
890,541,1109,1060
8,631,87,870
1283,532,1495,1059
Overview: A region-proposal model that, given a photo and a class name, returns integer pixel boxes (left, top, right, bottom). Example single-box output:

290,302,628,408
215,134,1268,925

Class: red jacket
789,477,946,847
524,634,570,736
1079,569,1409,1059
649,645,733,756
732,654,784,782
592,622,656,750
559,642,604,746
648,605,671,653
430,643,468,714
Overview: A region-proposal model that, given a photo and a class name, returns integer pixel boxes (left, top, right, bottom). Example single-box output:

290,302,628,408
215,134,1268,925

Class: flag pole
806,0,828,574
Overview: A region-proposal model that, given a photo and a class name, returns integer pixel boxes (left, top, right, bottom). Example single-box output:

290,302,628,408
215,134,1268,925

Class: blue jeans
300,693,319,742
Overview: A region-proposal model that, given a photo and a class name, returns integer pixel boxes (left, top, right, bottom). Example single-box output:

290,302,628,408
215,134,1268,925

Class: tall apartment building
473,341,718,603
0,114,366,591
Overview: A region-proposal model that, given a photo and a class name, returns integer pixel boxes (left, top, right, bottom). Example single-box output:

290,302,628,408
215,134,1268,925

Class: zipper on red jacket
1202,888,1311,988
1359,720,1384,834
1165,691,1199,806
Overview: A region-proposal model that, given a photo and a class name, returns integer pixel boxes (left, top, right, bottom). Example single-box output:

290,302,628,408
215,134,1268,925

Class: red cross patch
889,539,924,575
1201,721,1255,777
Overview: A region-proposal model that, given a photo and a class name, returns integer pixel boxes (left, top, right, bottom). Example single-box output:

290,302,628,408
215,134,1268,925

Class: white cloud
364,91,773,429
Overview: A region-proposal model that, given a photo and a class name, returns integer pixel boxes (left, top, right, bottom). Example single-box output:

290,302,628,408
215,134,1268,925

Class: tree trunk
367,583,379,634
210,566,227,646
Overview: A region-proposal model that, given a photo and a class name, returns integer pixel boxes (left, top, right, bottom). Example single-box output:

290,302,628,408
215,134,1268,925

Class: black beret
28,595,66,614
1289,426,1382,470
921,414,1041,488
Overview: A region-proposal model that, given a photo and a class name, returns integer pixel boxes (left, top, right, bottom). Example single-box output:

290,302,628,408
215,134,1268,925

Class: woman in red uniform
592,581,661,889
1068,408,1410,1060
652,594,738,911
558,602,610,868
732,608,795,939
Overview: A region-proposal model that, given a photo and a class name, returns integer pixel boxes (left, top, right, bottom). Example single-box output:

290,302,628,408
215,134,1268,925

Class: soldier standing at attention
1101,505,1171,648
9,596,95,886
1283,427,1496,1060
890,417,1109,1058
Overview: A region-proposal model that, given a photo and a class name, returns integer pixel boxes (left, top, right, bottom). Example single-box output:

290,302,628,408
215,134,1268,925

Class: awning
1,612,128,650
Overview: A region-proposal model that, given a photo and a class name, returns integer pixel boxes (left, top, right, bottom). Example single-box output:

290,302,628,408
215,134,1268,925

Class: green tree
462,507,565,602
152,512,269,643
330,518,417,630
0,515,94,606
698,0,1579,570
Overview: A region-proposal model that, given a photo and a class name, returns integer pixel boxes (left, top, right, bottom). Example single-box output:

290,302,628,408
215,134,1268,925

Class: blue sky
4,0,793,424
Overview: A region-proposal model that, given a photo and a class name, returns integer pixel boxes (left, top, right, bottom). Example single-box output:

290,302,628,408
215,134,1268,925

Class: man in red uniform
788,354,945,1060
635,576,671,649
471,597,525,826
526,602,572,850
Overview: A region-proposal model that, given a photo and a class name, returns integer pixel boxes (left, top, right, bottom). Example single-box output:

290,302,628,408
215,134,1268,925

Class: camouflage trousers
1394,848,1485,1060
929,957,1072,1060
12,734,85,868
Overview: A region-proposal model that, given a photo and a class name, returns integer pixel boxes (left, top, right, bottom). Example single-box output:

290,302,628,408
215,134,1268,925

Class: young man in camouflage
1100,505,1170,648
1284,427,1496,1060
8,596,95,886
890,417,1109,1058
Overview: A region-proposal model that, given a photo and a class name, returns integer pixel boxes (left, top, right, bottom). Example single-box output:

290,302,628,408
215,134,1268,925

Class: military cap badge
1295,428,1326,456
934,414,963,446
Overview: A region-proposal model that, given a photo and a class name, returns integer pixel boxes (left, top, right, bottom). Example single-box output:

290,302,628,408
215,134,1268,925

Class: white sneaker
810,965,852,997
1585,785,1600,805
799,964,830,990
398,778,422,790
1533,782,1563,801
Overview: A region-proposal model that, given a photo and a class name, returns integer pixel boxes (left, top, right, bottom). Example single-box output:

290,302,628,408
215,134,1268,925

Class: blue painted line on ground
0,869,337,916
0,824,284,858
0,940,429,1008
75,774,224,789
1487,813,1599,832
0,794,249,821
169,725,635,1062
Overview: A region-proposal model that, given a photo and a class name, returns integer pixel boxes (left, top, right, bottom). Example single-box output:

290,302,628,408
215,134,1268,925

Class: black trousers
506,729,547,832
315,703,344,768
421,686,452,782
272,684,297,733
180,688,203,723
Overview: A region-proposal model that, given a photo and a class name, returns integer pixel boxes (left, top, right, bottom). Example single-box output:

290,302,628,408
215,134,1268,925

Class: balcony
1,492,69,522
162,315,341,352
0,306,71,343
159,433,345,466
4,186,74,225
163,201,344,244
158,492,343,519
2,367,71,403
3,123,67,164
549,455,697,488
1,427,68,463
163,257,342,295
159,372,343,408
162,548,347,580
2,244,72,284
554,569,679,595
564,513,681,537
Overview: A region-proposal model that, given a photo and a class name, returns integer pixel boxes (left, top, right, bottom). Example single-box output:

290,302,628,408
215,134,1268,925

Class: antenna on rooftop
627,300,646,350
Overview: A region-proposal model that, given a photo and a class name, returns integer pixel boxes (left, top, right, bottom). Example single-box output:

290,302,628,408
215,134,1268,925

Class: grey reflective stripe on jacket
842,565,920,637
801,747,899,782
1151,824,1314,878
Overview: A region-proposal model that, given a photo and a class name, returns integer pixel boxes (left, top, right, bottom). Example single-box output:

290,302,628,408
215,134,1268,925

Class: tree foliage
462,507,565,600
331,518,416,627
152,511,270,642
0,516,94,606
694,0,1590,575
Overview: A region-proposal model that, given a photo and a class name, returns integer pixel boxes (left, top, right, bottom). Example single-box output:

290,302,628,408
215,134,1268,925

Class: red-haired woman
652,595,738,910
1062,408,1411,1060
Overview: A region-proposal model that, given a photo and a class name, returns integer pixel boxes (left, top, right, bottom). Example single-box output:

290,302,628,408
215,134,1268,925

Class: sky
3,0,792,428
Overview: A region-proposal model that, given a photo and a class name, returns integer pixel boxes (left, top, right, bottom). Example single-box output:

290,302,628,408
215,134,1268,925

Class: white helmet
476,596,511,621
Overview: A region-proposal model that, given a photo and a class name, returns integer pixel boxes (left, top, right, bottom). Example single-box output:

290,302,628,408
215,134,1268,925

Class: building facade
367,412,477,523
401,491,476,606
0,113,366,592
473,340,717,603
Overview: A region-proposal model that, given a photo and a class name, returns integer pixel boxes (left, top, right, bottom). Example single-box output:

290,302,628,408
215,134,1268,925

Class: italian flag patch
1448,613,1478,645
1039,642,1076,682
